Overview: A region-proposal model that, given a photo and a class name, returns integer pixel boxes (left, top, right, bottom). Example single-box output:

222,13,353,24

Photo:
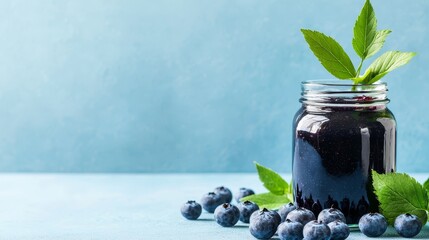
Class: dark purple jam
292,105,396,224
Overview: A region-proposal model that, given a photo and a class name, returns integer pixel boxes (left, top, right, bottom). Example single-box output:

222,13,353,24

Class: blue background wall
0,0,427,173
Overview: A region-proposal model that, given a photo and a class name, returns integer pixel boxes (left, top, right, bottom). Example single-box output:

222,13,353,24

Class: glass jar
292,80,396,224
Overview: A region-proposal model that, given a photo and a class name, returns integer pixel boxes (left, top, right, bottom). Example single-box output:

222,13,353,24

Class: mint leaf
358,51,416,84
241,192,290,210
372,170,428,224
287,180,294,203
366,30,391,59
424,178,429,192
255,162,289,195
424,178,429,208
352,0,377,59
251,163,293,210
301,29,356,79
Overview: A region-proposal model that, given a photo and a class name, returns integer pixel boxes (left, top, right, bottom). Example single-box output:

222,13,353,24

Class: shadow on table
195,218,214,222
381,225,429,239
233,225,249,229
269,225,429,239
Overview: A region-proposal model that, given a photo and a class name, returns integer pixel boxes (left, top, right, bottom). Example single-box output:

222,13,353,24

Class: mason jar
292,80,396,224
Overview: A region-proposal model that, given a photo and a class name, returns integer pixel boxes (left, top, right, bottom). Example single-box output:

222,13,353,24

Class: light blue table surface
0,173,428,240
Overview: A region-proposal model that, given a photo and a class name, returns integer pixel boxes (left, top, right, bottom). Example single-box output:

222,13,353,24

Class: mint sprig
302,0,415,84
241,162,292,209
372,170,429,224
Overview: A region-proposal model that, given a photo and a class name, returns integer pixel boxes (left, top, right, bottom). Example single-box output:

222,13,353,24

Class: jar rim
300,79,389,110
302,79,386,87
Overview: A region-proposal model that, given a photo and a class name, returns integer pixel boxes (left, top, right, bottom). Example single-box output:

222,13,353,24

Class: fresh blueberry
358,213,388,237
317,207,346,224
201,192,223,213
287,207,316,226
237,200,259,223
277,219,304,240
394,213,422,238
214,203,240,227
268,208,282,226
214,186,233,203
249,208,281,239
303,220,331,240
235,187,255,202
278,202,297,222
328,220,350,240
180,200,202,220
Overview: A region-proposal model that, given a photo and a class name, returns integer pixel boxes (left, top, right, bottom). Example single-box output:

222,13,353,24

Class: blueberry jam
292,81,396,224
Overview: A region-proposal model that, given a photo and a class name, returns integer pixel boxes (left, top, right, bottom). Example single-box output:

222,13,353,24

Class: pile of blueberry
180,186,423,239
250,206,350,240
181,186,256,223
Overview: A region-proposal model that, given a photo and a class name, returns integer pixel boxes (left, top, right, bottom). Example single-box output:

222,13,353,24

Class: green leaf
255,161,289,195
424,178,429,208
241,192,291,210
372,170,429,224
366,30,391,58
301,29,356,79
287,180,294,203
352,0,377,59
358,51,416,84
423,178,429,191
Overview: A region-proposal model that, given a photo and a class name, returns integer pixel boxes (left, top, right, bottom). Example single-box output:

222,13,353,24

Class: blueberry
214,203,240,227
303,220,331,240
277,219,304,240
358,213,388,237
235,187,255,202
278,202,297,222
268,208,282,226
249,208,281,239
180,200,202,220
394,213,422,238
317,207,346,224
287,207,316,226
214,186,233,203
201,192,223,213
328,220,350,240
237,200,259,223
